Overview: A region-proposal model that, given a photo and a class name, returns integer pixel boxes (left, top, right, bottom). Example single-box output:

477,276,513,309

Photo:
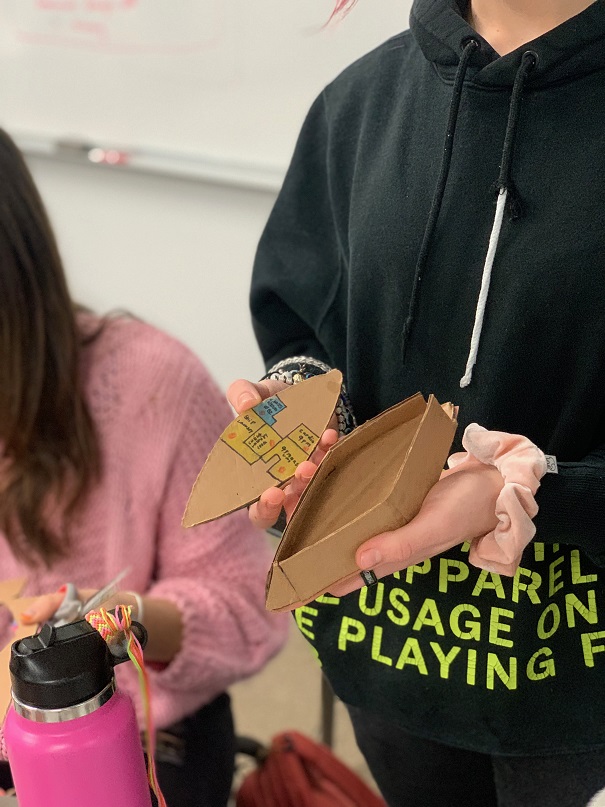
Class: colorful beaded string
86,605,167,807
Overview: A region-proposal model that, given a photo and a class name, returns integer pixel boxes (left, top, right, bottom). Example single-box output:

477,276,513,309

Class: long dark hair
0,129,101,565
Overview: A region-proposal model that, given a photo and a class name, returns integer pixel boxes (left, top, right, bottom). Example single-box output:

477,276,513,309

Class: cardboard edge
182,369,343,528
265,395,458,612
272,396,456,577
276,495,389,568
266,572,358,613
265,561,301,611
388,395,458,516
182,475,283,528
266,498,403,612
273,393,428,563
387,395,445,498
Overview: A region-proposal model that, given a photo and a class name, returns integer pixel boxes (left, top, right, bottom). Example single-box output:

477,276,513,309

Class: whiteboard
0,0,410,188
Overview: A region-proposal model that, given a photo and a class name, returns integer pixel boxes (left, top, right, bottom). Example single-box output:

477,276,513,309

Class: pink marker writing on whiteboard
88,146,130,165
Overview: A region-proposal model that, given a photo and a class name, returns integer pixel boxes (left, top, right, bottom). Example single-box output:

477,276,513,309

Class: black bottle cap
9,616,147,710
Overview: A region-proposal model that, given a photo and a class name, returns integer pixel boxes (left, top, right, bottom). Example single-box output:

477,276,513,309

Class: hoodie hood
410,0,605,87
253,0,605,439
401,0,605,386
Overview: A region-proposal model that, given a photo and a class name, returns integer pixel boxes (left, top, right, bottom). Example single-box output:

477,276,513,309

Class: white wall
3,2,407,175
17,3,412,395
10,0,411,388
27,156,275,392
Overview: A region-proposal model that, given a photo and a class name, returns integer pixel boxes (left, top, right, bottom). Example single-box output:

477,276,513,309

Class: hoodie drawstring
401,38,479,360
460,50,537,388
401,42,537,388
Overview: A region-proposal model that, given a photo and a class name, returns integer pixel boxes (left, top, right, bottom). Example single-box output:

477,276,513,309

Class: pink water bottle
4,618,153,807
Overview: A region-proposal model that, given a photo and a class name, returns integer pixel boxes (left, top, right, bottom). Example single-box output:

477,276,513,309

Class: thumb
356,516,432,570
226,378,288,414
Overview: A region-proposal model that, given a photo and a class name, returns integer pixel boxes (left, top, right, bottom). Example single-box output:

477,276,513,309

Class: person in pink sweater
0,129,288,807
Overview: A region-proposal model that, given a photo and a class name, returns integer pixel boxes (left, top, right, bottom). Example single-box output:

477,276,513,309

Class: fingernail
20,611,35,622
237,394,256,410
57,585,67,594
359,549,382,568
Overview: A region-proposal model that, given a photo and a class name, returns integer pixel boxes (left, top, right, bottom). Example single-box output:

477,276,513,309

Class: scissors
49,567,132,628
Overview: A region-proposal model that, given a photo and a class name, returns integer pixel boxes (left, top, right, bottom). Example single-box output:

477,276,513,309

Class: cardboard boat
182,370,343,527
265,393,457,612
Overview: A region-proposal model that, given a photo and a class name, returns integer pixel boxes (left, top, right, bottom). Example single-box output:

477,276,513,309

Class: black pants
348,705,605,807
154,692,235,807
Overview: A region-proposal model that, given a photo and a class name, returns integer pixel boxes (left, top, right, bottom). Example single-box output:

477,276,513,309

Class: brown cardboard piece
265,393,457,612
183,370,343,527
0,579,40,719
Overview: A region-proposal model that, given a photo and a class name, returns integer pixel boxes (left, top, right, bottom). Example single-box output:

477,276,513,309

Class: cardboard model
0,579,41,719
182,370,343,527
265,393,457,612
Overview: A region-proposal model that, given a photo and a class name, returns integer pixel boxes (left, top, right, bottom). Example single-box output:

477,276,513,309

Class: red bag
236,731,386,807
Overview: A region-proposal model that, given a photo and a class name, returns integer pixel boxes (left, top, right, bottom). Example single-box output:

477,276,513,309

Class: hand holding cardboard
225,375,339,530
183,370,343,527
265,393,458,611
327,460,505,599
183,375,460,612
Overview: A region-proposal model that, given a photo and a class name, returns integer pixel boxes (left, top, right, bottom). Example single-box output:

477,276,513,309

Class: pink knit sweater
0,315,288,733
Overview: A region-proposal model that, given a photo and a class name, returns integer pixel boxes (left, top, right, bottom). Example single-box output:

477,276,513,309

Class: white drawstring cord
460,187,508,388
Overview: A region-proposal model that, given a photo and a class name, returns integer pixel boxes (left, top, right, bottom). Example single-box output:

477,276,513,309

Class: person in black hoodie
228,1,605,804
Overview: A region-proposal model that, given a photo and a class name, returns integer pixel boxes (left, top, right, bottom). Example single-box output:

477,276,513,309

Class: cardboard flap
182,370,342,527
274,393,428,563
0,579,26,603
265,501,402,611
264,563,299,611
389,395,459,519
0,579,40,721
266,394,457,611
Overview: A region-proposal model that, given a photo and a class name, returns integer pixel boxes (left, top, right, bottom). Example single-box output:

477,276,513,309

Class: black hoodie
251,0,605,754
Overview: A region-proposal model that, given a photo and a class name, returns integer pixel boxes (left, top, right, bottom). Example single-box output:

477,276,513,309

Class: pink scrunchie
447,424,547,576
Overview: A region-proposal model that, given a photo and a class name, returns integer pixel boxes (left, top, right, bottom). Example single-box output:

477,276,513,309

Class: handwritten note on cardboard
182,370,343,527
